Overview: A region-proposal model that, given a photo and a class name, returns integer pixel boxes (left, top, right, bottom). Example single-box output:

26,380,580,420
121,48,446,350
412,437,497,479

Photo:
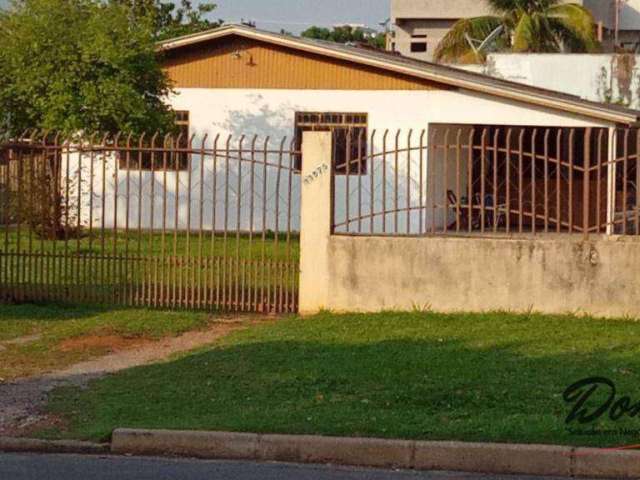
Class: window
119,110,191,171
411,34,428,53
294,112,368,175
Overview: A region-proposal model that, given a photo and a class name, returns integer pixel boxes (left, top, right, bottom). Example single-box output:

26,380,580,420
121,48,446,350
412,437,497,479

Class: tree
0,0,181,240
301,25,386,50
434,0,600,64
115,0,222,40
0,0,174,135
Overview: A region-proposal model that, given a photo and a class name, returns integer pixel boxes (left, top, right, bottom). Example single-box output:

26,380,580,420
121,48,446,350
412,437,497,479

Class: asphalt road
0,453,589,480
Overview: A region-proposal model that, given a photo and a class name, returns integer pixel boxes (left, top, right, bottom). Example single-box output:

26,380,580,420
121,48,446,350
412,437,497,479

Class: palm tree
434,0,600,63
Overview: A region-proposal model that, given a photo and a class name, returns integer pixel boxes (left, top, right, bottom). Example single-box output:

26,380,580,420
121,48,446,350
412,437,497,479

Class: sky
0,0,391,34
199,0,391,34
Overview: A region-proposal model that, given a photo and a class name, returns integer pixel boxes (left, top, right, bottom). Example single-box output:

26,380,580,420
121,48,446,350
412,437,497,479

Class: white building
389,0,640,62
460,53,640,110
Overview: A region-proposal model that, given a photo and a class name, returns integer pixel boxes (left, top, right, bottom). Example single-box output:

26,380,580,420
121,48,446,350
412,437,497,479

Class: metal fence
0,132,300,313
332,126,640,237
3,125,639,311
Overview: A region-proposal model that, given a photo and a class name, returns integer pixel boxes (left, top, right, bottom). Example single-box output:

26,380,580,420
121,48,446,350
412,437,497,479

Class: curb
111,429,640,478
0,437,109,455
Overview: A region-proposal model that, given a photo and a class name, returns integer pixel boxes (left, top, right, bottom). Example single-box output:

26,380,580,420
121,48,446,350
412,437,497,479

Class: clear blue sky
0,0,391,34
211,0,390,33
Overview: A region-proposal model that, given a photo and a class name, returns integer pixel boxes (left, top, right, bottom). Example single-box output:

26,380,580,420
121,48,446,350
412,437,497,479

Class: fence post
606,128,617,235
299,131,333,315
583,128,591,239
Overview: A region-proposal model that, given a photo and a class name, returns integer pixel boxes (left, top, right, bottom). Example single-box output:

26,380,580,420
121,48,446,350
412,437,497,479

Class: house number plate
303,163,329,185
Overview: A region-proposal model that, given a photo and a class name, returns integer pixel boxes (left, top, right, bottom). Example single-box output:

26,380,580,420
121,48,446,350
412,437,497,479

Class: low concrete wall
320,234,640,318
298,132,640,319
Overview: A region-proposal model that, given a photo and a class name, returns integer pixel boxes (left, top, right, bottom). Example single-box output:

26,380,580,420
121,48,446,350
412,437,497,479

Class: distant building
388,0,640,62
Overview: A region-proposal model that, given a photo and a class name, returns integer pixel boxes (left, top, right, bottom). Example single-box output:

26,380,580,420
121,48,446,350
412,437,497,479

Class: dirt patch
57,335,150,354
0,316,271,437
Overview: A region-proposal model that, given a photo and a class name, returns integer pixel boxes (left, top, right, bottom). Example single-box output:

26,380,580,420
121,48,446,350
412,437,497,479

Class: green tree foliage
116,0,222,40
0,0,175,135
434,0,600,64
301,25,386,50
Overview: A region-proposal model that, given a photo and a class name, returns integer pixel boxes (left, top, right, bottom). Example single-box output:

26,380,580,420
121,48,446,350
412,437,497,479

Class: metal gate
0,132,301,313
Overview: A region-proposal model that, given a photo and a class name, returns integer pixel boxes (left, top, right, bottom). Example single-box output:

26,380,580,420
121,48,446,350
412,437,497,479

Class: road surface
0,453,597,480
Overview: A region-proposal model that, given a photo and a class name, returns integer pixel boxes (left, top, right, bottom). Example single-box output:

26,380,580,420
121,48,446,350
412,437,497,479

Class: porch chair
447,190,479,231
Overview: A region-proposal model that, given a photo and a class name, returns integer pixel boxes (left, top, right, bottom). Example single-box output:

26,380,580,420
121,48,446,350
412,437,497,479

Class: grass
1,229,299,259
43,310,640,447
0,303,215,380
0,230,300,304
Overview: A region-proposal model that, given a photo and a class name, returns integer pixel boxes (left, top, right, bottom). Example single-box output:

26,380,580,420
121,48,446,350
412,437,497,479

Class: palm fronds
434,0,600,63
433,16,504,64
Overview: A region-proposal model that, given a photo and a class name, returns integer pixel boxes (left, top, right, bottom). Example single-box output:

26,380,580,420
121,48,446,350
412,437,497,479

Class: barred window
119,111,191,171
294,112,368,175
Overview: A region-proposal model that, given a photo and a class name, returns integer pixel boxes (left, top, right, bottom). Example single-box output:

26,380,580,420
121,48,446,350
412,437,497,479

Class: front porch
331,125,640,238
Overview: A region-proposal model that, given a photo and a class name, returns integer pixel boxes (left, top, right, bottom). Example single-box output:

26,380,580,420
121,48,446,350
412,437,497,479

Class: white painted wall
65,88,612,234
171,88,606,136
459,54,640,109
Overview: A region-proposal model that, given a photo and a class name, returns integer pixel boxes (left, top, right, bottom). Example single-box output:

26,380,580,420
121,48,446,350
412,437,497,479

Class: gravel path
0,318,252,436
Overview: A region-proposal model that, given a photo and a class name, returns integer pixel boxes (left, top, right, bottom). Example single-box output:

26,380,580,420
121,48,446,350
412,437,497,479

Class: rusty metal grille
294,112,368,175
332,126,640,237
0,132,300,313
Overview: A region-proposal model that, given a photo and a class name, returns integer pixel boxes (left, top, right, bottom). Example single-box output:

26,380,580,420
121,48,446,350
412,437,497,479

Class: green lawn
44,310,640,447
0,230,299,309
1,229,299,260
0,303,216,380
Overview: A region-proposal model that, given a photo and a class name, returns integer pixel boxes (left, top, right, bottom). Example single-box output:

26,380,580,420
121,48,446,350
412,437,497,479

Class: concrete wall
391,19,455,62
299,131,640,319
391,0,492,22
323,235,640,318
460,54,640,109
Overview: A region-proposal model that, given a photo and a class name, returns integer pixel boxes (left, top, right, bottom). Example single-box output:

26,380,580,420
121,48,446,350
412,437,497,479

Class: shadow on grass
46,334,640,447
0,302,117,322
